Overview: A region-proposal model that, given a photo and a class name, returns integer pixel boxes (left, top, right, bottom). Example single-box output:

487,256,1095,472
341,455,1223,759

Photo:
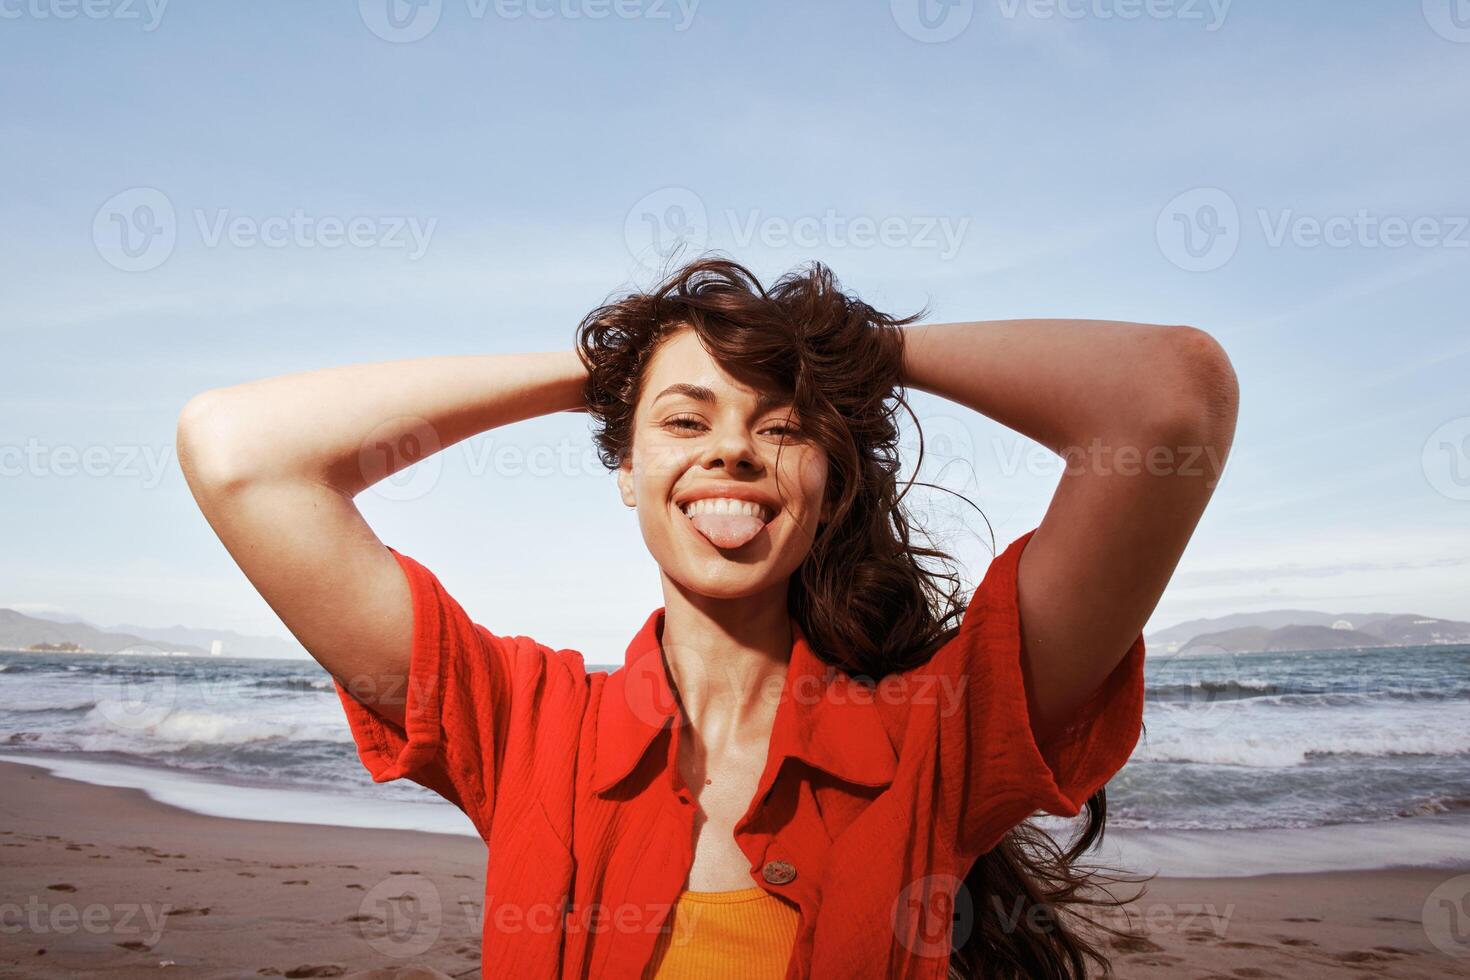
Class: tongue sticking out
688,512,766,549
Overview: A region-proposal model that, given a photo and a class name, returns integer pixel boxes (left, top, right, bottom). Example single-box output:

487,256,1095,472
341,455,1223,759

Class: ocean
3,644,1467,872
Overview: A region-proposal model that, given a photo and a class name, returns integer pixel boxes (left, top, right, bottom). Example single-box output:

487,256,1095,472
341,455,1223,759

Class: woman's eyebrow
651,383,793,413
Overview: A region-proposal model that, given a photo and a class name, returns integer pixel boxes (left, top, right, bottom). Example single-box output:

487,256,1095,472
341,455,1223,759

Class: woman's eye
661,417,800,437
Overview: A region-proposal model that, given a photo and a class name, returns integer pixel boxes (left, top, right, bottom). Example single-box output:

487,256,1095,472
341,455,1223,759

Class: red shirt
334,527,1145,979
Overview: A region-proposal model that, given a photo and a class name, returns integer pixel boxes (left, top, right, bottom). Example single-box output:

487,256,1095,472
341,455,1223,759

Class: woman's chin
663,556,786,600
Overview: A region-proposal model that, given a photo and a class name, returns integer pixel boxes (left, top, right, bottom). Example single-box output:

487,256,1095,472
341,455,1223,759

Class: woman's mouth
678,497,775,549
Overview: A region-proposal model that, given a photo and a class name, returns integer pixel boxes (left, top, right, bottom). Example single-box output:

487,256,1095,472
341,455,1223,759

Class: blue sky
3,0,1467,658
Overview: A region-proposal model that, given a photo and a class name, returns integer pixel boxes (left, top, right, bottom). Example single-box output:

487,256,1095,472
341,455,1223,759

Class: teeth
680,497,772,522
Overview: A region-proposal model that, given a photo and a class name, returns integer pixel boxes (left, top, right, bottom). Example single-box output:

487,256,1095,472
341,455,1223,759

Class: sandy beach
2,759,1468,979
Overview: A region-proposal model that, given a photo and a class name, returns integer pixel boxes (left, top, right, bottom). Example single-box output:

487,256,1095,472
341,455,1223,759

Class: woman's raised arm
175,350,588,726
900,320,1239,741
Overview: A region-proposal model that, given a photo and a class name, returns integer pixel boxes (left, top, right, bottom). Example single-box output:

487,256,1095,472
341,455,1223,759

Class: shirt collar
591,608,899,797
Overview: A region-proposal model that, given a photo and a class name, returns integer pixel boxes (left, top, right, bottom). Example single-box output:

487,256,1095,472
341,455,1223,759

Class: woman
177,256,1238,979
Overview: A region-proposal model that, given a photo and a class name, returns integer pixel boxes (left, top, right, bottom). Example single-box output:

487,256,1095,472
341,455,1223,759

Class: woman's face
618,328,832,600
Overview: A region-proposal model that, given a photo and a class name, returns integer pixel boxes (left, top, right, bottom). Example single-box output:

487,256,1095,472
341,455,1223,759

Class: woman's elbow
1152,325,1240,438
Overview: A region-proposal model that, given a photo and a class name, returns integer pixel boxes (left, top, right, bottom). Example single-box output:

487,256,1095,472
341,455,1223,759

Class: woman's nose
699,425,762,473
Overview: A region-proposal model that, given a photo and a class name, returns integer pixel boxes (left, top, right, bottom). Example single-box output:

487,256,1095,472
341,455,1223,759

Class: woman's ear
617,457,637,508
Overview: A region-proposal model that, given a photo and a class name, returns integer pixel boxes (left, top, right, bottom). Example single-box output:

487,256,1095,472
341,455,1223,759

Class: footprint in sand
46,884,76,893
282,880,310,885
282,965,346,978
237,871,257,877
167,907,212,917
1108,936,1164,954
115,940,151,952
1334,950,1397,963
345,884,365,890
1280,916,1320,923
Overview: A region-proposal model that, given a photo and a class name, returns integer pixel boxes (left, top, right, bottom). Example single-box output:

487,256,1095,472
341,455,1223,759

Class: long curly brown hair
574,255,1141,979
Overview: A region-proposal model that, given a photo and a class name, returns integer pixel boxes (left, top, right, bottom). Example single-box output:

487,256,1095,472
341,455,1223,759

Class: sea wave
77,704,346,747
1146,680,1470,706
1137,730,1470,767
248,677,335,694
1146,679,1283,701
9,698,97,714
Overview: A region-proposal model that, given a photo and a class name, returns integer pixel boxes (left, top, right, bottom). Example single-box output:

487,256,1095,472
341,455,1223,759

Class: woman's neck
657,578,792,734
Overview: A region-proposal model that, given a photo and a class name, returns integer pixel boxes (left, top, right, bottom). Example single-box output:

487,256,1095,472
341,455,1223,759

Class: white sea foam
77,704,351,747
1138,729,1470,767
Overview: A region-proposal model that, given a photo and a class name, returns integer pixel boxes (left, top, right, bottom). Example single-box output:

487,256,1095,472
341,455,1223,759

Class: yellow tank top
642,885,801,979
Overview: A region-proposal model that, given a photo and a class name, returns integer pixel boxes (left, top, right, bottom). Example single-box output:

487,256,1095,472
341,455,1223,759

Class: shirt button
762,859,796,885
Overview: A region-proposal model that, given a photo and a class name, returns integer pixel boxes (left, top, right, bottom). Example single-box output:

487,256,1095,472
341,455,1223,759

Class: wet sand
2,759,1468,978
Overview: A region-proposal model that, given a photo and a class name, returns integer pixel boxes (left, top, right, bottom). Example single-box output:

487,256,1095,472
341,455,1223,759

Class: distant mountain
1159,612,1470,655
1147,609,1398,649
0,609,205,655
98,622,304,660
0,609,306,659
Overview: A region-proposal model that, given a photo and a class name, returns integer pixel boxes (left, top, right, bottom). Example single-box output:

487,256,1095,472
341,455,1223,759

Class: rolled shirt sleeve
331,546,582,841
921,527,1147,861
